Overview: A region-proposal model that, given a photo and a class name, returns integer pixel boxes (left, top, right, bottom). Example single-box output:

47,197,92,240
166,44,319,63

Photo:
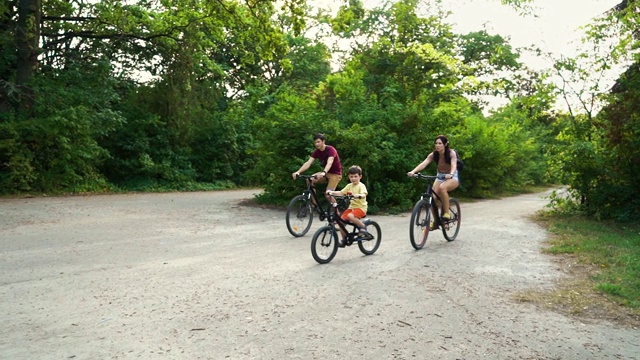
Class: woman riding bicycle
406,135,459,220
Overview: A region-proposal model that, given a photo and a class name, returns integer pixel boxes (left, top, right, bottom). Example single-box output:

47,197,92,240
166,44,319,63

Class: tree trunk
16,0,40,114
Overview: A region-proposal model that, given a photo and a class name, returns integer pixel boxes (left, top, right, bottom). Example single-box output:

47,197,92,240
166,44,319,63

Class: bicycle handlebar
413,173,444,181
330,194,357,201
295,174,318,180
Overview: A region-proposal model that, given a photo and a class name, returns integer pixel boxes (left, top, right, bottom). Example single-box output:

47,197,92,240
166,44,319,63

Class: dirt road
0,189,637,359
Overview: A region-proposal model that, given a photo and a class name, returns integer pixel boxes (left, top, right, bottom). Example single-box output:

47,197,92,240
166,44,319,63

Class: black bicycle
286,174,346,237
409,173,461,249
311,194,382,264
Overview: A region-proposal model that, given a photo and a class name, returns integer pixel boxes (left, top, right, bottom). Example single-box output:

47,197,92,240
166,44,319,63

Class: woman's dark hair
348,165,362,175
433,135,451,164
313,133,326,141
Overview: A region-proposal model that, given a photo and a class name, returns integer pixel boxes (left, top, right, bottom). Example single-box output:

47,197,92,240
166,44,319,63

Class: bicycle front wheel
286,195,313,237
442,198,461,241
409,199,431,250
311,225,338,264
358,220,381,255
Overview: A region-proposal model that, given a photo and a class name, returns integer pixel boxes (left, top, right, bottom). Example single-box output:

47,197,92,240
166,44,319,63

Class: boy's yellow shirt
341,182,368,213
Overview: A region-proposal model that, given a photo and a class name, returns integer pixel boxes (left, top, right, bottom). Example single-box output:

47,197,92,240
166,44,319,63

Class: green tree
546,0,640,220
1,0,308,193
253,0,546,211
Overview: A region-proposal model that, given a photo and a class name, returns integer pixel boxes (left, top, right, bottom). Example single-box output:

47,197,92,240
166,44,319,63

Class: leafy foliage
249,0,550,211
5,0,636,224
545,0,640,221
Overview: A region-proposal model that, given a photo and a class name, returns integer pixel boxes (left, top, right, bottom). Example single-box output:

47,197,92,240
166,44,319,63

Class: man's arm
322,157,334,174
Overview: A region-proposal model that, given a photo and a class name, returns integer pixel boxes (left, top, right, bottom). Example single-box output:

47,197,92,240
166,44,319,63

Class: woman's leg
434,179,459,217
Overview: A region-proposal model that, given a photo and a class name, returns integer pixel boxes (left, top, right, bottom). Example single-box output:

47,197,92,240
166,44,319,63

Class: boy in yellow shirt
326,165,371,246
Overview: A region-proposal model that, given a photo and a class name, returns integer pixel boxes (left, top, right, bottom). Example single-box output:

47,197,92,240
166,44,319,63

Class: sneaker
429,219,436,231
337,238,346,248
442,212,451,220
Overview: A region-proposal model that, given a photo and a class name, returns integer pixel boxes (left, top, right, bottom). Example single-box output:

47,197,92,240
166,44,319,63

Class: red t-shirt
312,145,342,175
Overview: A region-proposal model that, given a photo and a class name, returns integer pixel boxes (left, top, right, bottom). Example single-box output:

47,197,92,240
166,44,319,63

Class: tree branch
41,16,98,22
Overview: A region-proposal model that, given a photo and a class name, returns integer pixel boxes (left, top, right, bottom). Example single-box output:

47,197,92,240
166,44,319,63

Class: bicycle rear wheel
286,195,313,237
311,225,338,264
358,220,381,255
442,198,461,241
409,199,431,250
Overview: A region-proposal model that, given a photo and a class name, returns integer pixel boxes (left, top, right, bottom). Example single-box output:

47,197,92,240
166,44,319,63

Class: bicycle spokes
409,200,430,250
442,198,461,242
286,195,314,237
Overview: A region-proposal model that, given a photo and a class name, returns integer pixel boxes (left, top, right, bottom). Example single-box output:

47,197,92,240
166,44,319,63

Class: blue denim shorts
436,172,459,183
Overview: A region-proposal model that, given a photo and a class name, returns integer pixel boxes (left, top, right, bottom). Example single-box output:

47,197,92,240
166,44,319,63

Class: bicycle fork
420,196,436,228
422,196,441,230
322,226,339,247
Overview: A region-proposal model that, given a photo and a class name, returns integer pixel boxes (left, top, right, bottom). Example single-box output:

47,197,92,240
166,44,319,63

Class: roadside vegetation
543,216,640,309
516,196,640,326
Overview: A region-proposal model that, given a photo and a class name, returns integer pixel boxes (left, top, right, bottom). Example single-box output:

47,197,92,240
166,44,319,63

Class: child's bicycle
286,174,346,237
409,173,461,250
310,193,382,264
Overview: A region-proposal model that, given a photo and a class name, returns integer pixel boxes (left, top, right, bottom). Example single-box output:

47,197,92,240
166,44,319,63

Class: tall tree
13,0,39,113
4,0,306,112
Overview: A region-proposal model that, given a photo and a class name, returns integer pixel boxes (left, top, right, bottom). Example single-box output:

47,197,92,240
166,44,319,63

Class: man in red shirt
292,133,343,201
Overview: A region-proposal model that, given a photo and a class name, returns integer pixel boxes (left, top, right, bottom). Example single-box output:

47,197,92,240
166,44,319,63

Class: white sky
313,0,620,66
444,0,622,112
444,0,620,69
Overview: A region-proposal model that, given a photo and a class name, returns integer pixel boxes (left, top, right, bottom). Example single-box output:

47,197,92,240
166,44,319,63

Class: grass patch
518,212,640,326
544,215,640,308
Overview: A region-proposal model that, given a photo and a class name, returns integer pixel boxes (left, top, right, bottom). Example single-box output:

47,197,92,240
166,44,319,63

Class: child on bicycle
326,165,371,246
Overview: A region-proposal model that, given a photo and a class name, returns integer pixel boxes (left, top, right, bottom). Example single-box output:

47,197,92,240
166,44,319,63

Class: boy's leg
347,213,366,229
346,209,371,238
337,209,355,247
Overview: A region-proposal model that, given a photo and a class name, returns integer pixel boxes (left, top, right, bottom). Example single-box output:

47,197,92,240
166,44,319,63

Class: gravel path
0,189,638,359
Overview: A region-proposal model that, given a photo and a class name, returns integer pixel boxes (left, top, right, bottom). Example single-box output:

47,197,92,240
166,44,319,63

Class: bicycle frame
286,174,346,237
409,172,461,248
326,196,356,236
296,174,328,218
325,195,368,245
417,174,446,228
310,194,382,263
